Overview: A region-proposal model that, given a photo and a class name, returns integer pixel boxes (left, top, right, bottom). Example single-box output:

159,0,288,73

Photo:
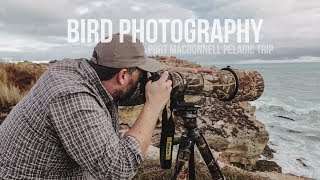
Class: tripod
160,95,224,180
173,101,224,180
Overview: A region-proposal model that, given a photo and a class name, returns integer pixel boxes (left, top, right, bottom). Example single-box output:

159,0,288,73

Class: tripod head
172,100,200,132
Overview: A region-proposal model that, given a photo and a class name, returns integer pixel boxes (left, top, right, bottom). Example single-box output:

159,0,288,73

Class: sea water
228,62,320,179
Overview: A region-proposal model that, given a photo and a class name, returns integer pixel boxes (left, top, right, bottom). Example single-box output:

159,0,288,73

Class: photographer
0,34,211,179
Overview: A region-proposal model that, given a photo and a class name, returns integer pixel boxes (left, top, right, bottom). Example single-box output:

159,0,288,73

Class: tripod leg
195,133,224,180
174,134,191,180
189,142,195,180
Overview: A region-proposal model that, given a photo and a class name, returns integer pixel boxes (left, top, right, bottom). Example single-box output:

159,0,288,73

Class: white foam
236,56,320,64
30,60,50,64
251,96,320,115
254,95,320,179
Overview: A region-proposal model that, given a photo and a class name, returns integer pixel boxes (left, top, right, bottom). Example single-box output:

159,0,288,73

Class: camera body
149,70,165,82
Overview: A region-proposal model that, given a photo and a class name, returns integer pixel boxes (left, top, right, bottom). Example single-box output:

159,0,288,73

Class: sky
0,0,319,64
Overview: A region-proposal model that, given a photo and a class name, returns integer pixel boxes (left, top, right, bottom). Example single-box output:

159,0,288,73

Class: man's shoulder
40,59,98,98
49,58,86,73
47,58,90,82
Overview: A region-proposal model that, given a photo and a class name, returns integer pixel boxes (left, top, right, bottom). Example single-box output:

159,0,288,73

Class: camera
147,66,264,102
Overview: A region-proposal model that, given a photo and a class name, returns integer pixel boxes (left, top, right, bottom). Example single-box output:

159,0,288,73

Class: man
0,34,210,179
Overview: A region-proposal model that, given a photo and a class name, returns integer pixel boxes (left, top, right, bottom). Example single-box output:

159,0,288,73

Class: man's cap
91,33,162,72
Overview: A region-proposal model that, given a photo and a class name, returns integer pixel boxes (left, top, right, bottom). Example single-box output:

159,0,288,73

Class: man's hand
145,71,172,112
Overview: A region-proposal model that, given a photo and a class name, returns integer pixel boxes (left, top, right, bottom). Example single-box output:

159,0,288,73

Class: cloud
165,0,320,61
0,0,197,60
0,0,319,63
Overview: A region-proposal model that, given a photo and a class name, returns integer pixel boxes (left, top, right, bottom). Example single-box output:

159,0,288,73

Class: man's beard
114,82,138,102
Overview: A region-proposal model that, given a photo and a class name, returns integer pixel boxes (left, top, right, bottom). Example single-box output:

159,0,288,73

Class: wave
236,56,320,64
250,96,320,116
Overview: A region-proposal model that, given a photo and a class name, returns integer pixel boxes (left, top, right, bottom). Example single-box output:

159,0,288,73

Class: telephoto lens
149,67,264,102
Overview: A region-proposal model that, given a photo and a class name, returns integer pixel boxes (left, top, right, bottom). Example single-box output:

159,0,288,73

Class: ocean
228,62,320,179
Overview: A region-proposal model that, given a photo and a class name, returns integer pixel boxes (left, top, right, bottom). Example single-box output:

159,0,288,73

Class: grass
133,159,212,180
0,81,24,112
0,62,46,113
133,159,268,180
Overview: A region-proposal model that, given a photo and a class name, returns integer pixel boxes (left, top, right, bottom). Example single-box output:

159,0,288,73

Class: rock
257,171,314,180
195,98,269,169
49,60,59,63
253,160,282,173
262,145,275,159
296,158,308,167
287,129,302,133
275,115,295,121
118,105,143,127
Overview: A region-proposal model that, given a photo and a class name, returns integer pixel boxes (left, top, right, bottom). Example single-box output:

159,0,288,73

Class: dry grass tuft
133,159,270,180
0,81,25,112
0,61,47,113
133,159,212,180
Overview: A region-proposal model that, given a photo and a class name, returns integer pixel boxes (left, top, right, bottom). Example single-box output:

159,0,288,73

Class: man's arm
49,92,142,179
126,71,172,155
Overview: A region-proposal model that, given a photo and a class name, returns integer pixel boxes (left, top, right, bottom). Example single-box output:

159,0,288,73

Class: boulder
253,160,282,173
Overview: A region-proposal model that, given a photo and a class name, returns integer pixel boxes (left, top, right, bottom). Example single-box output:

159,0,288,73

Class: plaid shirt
0,59,142,179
